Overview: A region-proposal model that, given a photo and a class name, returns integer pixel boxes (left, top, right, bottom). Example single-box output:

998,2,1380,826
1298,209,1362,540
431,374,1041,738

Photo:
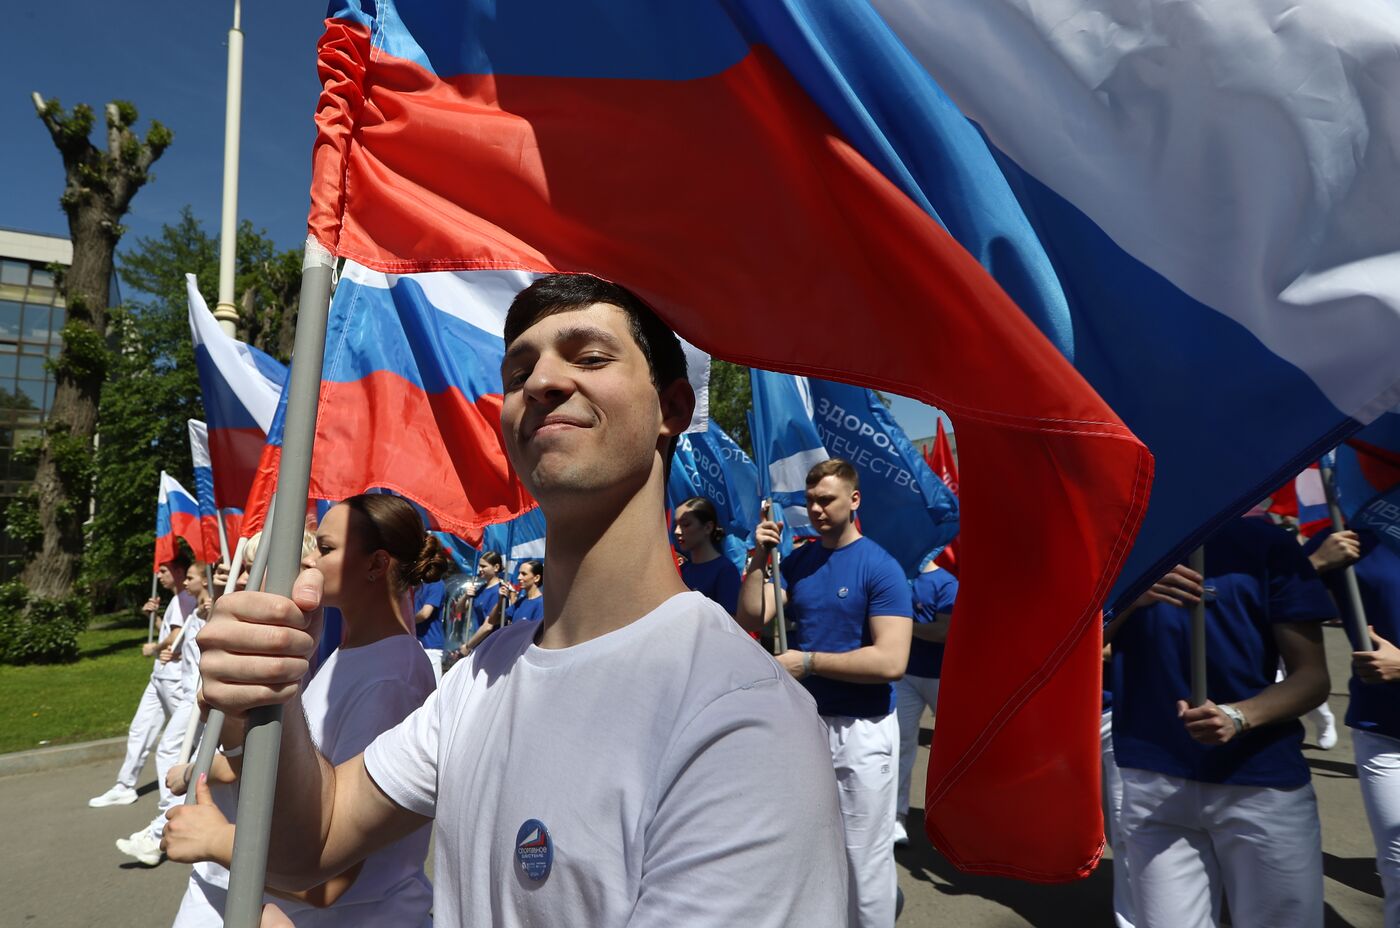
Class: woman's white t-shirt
180,632,436,928
364,591,849,927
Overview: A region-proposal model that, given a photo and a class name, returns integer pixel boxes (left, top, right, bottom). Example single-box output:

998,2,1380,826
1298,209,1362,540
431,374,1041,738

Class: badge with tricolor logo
515,819,553,882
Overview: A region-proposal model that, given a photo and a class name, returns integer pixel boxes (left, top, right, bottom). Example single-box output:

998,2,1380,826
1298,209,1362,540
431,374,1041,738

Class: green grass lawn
0,612,156,754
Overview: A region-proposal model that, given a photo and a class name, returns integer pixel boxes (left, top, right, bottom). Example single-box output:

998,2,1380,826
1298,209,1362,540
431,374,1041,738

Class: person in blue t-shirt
1107,517,1334,928
504,559,545,625
413,575,448,684
892,559,956,848
673,496,741,616
1303,525,1400,925
457,551,508,660
737,458,912,928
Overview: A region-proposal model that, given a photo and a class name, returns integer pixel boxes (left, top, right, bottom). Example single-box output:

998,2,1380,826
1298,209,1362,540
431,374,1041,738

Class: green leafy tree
20,95,171,600
707,359,753,455
84,211,298,608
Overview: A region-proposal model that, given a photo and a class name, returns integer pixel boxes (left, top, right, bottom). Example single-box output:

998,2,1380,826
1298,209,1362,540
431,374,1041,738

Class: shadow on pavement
1323,852,1383,900
1309,756,1360,780
898,806,1113,926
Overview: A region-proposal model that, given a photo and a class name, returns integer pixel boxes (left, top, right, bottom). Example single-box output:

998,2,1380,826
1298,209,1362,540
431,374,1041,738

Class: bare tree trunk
23,96,170,599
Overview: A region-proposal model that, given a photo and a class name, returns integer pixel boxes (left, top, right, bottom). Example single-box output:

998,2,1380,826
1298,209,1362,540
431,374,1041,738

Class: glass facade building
0,227,93,580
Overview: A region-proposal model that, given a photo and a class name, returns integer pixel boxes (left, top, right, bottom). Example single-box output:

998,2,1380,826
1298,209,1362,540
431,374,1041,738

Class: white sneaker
88,785,138,808
893,814,909,847
115,830,163,867
1318,718,1338,750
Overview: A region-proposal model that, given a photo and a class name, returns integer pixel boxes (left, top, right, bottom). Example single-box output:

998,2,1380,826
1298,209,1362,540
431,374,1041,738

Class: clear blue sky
0,1,950,441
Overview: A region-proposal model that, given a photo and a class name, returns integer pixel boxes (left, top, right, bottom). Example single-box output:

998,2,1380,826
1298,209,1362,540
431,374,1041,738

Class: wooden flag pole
1319,460,1373,652
223,240,334,928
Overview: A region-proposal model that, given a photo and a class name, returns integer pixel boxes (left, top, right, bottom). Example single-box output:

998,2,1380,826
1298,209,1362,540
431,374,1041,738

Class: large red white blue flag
154,471,202,573
306,0,1155,879
187,277,288,540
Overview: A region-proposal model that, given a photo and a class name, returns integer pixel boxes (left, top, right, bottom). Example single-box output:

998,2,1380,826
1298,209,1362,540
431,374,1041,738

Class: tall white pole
213,0,244,338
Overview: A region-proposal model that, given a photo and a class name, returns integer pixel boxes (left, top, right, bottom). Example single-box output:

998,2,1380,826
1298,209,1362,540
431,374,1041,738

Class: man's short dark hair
806,458,860,491
162,553,191,572
504,274,687,391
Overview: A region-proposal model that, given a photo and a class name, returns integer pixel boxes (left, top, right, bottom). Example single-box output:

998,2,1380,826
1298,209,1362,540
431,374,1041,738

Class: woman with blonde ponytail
162,494,439,927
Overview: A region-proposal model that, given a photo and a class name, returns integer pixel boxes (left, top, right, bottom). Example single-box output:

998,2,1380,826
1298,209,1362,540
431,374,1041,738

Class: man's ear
849,488,861,512
658,377,696,439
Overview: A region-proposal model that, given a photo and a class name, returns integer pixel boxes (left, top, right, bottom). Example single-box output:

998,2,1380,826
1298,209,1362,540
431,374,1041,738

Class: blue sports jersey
782,536,913,718
413,580,446,649
508,595,545,624
907,568,957,678
1303,527,1400,741
1112,517,1335,787
471,584,503,632
680,556,741,615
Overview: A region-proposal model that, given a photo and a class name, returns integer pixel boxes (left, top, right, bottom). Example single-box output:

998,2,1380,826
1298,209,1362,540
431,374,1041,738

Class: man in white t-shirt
89,557,196,809
197,274,849,926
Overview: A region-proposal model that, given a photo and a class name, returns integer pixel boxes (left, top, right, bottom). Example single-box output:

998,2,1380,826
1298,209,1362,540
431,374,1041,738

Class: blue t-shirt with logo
907,568,958,678
508,595,545,625
471,584,502,632
1302,527,1400,741
680,556,741,615
1112,517,1335,787
782,536,914,719
413,580,446,649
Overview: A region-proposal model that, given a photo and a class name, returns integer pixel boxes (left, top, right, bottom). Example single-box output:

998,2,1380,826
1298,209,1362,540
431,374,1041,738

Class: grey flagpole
1319,460,1373,652
1189,546,1208,708
185,532,253,801
147,574,159,643
763,499,789,655
216,508,232,565
223,240,334,928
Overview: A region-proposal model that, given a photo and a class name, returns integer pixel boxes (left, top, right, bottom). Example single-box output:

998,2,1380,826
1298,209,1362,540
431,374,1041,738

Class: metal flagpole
223,240,334,928
184,534,251,775
147,574,159,643
763,500,789,655
1319,459,1373,652
212,0,244,338
1189,546,1207,707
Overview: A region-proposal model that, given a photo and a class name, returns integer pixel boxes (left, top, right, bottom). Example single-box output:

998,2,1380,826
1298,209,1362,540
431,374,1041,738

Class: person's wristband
221,745,244,759
802,651,815,677
1218,703,1248,736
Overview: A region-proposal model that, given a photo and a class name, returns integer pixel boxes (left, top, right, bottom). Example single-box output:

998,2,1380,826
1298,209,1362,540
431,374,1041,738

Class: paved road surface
1,626,1385,926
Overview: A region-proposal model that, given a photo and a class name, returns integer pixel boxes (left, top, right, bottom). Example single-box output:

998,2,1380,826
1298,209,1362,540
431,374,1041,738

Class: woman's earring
367,572,377,582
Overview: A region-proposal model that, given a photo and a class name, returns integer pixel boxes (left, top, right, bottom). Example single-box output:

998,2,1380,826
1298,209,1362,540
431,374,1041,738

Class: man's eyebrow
502,324,626,366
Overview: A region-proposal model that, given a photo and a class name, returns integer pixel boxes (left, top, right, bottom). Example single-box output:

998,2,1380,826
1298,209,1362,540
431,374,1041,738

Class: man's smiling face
500,302,667,502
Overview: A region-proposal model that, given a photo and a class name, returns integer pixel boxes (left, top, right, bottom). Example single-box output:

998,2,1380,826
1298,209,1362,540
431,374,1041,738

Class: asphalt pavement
0,625,1385,926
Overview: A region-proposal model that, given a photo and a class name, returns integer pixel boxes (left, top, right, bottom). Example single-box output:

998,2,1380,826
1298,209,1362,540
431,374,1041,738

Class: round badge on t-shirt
515,819,553,882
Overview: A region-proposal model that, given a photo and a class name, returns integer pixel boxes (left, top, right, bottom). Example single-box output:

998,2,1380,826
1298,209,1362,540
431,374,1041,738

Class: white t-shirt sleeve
362,682,442,819
628,679,849,927
164,598,185,631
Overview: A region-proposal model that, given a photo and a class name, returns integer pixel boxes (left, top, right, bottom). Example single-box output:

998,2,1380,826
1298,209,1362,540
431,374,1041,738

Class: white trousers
115,674,182,789
422,648,443,686
172,874,225,928
1119,767,1322,928
1355,729,1400,928
1100,711,1135,928
823,712,899,928
147,695,199,838
893,674,939,819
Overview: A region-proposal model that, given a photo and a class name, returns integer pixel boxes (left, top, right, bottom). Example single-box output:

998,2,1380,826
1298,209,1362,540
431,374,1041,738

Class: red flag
926,420,961,575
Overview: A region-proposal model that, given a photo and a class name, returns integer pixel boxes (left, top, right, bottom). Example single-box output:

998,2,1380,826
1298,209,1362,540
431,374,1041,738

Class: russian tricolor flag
186,420,224,563
188,277,288,540
300,0,1399,879
154,471,202,572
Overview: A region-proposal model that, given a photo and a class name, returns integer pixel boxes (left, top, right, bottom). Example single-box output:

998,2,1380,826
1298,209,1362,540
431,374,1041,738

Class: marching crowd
85,274,1400,927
